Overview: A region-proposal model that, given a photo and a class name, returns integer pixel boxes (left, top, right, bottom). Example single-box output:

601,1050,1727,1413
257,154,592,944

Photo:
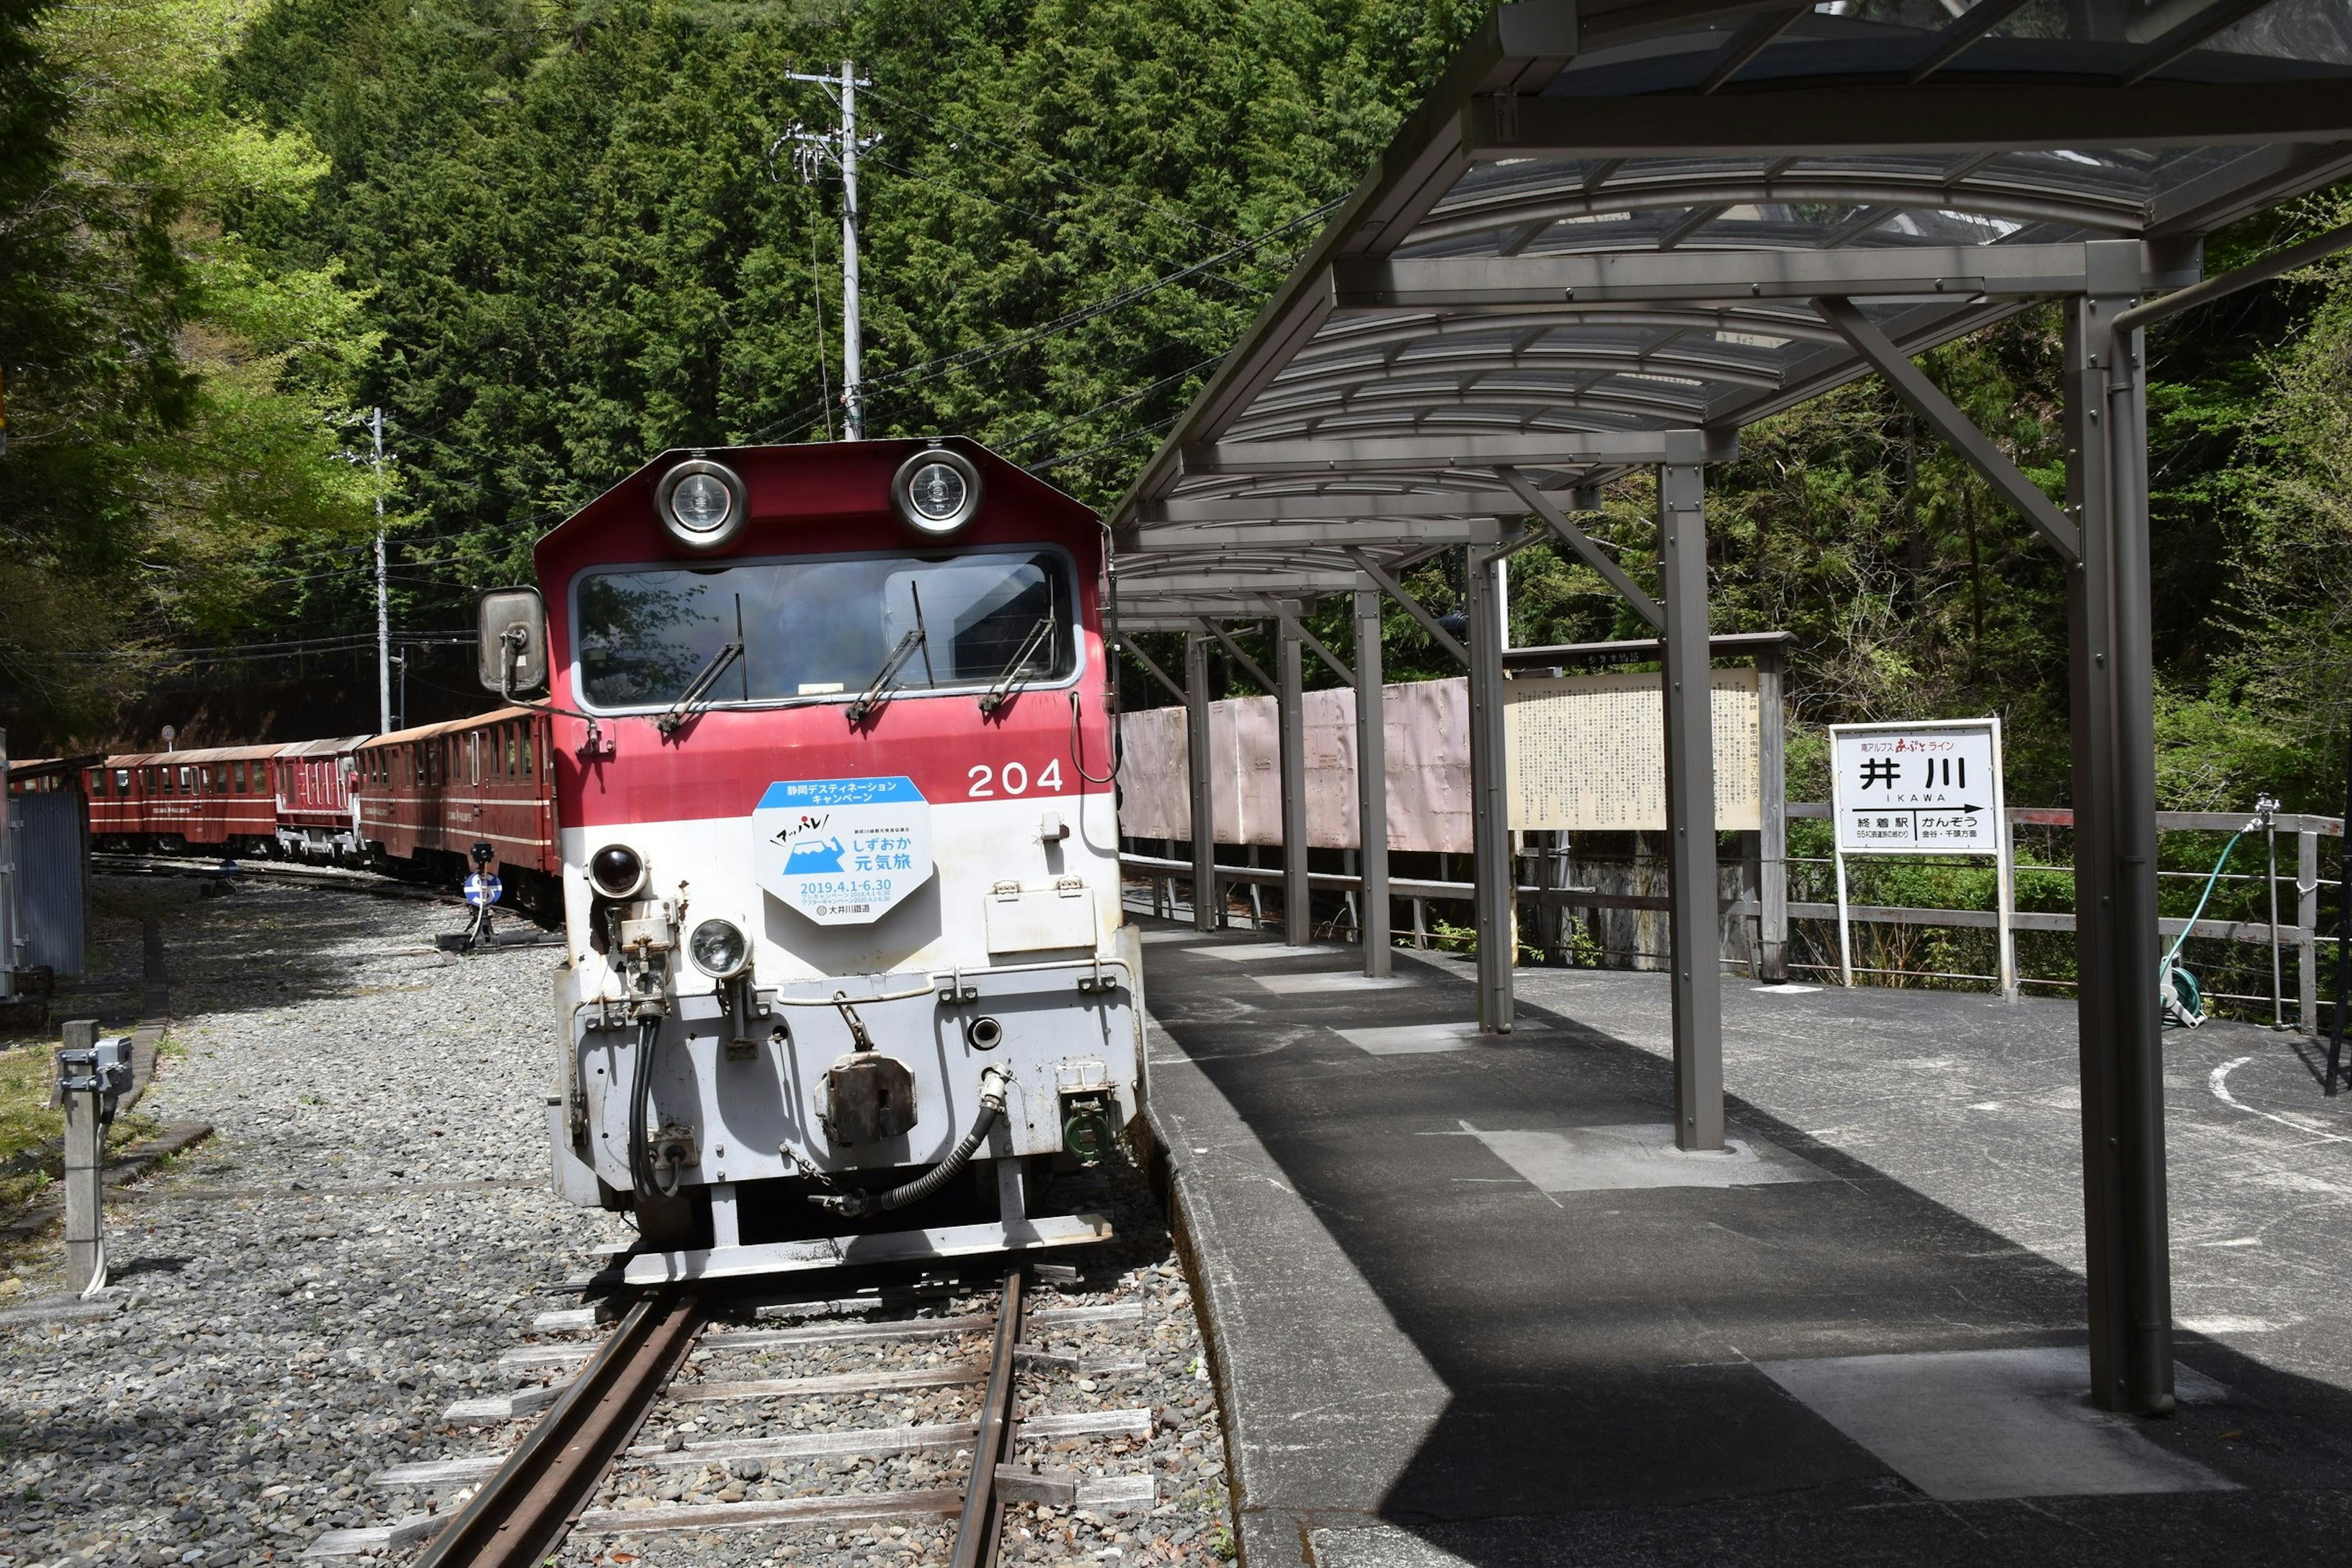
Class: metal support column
1658,463,1724,1150
2067,271,2174,1415
1276,617,1312,945
1355,584,1392,976
1465,547,1513,1031
1185,635,1218,932
1755,644,1789,983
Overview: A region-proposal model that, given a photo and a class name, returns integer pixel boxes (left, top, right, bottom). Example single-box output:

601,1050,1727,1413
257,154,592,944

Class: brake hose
810,1068,1011,1219
630,1017,660,1200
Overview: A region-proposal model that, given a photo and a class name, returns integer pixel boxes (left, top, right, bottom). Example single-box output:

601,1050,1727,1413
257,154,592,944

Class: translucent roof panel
1110,0,2352,606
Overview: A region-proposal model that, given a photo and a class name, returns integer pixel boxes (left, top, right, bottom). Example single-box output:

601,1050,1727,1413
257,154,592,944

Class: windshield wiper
656,639,744,737
976,614,1055,718
846,583,933,727
846,628,925,726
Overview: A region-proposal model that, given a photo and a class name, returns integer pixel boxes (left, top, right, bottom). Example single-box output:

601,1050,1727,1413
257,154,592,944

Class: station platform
1136,921,2352,1567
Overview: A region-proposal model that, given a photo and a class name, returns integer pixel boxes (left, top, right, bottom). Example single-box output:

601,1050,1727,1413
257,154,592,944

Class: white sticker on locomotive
753,775,935,925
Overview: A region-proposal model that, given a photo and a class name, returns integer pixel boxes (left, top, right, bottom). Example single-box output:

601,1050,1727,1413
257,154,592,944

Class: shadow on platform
1134,924,2352,1567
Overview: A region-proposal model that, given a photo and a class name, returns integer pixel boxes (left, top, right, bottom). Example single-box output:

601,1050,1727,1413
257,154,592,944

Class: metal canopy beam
1143,492,1538,522
1330,243,2203,313
1120,639,1187,705
1199,620,1276,695
2113,216,2352,335
1462,80,2352,158
1123,571,1362,598
1347,549,1468,666
1814,296,2082,563
1496,466,1665,630
1259,597,1355,686
1137,520,1513,550
1183,429,1735,475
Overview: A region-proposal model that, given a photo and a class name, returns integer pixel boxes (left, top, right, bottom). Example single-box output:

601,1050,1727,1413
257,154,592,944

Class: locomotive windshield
574,545,1079,711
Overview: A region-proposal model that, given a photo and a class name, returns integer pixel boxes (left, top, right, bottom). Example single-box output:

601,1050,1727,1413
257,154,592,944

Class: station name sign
1828,720,2003,856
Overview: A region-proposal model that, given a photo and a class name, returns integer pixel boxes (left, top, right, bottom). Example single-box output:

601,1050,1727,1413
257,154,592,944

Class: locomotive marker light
890,447,982,537
753,775,935,925
654,458,748,552
589,843,650,901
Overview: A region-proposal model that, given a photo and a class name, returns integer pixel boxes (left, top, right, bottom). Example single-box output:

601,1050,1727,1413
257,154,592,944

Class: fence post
1185,635,1219,933
1756,646,1789,982
1,726,13,1003
58,1018,102,1294
2300,826,2319,1033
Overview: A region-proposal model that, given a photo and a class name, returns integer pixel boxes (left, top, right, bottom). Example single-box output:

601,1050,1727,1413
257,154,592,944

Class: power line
857,86,1247,252
1024,410,1185,475
744,200,1333,443
998,355,1223,455
862,154,1265,302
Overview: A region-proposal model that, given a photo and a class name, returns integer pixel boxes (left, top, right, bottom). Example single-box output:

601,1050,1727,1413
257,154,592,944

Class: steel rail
949,1269,1025,1568
415,1287,705,1568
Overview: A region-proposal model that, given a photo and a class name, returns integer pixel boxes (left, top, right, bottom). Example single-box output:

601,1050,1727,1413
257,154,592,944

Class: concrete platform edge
1145,1071,1288,1568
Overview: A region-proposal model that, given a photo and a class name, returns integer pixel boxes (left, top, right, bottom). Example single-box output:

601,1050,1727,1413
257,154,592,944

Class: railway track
93,851,458,903
323,1267,1161,1566
92,853,565,942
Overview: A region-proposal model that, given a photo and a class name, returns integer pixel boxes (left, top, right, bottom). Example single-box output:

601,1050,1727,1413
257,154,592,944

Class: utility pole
372,406,391,733
782,62,878,440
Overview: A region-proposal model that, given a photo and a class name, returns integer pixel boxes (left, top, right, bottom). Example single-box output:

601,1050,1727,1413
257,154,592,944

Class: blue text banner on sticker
758,777,926,811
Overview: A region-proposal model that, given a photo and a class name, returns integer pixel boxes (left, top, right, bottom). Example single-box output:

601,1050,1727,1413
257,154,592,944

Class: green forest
3,0,2350,824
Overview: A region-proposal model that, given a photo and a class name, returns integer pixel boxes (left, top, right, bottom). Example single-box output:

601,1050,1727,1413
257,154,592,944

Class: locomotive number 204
967,759,1066,797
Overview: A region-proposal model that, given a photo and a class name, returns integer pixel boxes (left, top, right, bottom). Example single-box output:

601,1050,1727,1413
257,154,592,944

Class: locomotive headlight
688,918,750,979
589,843,649,900
891,448,982,537
654,458,748,552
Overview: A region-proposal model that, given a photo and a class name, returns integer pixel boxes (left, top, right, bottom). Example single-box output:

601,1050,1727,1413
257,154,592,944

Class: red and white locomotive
478,439,1142,1281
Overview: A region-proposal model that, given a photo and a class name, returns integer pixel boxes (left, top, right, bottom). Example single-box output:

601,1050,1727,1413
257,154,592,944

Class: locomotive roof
356,707,537,750
533,436,1096,556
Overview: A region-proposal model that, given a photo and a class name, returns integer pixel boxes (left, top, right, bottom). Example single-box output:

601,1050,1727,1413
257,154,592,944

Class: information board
1504,667,1762,833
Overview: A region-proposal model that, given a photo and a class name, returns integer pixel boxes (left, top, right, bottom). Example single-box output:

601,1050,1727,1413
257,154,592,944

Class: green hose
2160,824,2251,1027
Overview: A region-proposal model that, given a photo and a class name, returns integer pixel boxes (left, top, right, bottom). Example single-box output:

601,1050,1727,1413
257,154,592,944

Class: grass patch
0,1042,164,1212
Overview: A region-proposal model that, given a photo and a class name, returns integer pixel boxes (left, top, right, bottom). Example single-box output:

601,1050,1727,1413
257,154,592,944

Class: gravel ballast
0,878,1235,1567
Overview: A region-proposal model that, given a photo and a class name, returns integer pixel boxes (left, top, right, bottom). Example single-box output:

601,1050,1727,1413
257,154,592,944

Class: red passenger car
90,745,285,854
271,735,370,861
352,708,559,908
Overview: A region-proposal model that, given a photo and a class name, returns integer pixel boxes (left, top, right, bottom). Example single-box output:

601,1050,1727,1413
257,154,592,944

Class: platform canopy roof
1108,0,2352,627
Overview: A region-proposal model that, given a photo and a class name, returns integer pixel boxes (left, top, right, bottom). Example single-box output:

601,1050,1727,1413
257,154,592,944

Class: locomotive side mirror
477,587,549,697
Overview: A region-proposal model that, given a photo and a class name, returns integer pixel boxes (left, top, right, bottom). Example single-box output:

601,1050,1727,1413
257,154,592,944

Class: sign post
1828,718,2014,998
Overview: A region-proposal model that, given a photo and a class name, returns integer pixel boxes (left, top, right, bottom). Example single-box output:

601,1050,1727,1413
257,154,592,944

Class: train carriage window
575,546,1078,710
232,762,246,793
522,729,534,778
505,728,517,779
87,769,105,797
115,769,130,794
